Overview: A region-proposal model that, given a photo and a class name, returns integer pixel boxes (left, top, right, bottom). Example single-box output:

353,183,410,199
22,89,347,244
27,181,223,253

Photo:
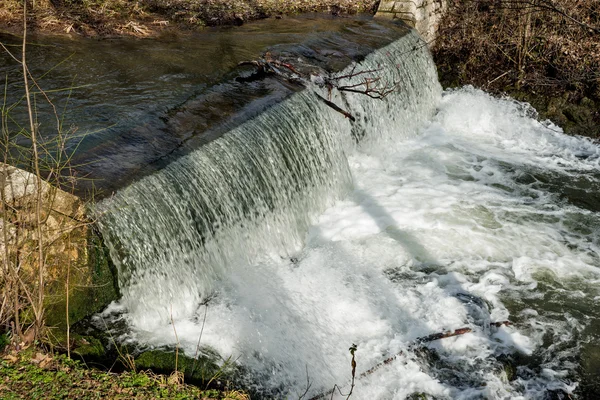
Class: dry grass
433,0,600,137
0,0,379,36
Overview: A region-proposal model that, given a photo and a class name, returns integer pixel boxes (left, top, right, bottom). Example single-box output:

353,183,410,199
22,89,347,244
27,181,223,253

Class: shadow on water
303,187,518,393
352,188,438,265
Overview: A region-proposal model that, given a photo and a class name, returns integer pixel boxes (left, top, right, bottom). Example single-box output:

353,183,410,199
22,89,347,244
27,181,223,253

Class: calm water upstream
1,14,408,196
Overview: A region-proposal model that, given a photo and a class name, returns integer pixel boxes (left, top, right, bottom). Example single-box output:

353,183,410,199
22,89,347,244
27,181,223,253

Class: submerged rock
495,354,517,382
71,335,106,359
407,393,440,400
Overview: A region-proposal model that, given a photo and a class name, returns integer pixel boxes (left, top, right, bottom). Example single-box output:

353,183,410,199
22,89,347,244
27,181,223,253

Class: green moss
45,227,118,331
496,354,517,382
119,372,152,388
72,335,106,358
135,347,231,385
0,352,241,399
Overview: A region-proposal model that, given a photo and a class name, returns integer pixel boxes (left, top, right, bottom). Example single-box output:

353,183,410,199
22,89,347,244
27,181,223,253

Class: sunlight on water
96,32,599,399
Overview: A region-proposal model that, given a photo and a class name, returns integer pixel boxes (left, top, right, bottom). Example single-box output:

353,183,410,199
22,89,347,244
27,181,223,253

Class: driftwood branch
328,65,399,100
238,54,399,121
314,93,356,122
308,321,512,400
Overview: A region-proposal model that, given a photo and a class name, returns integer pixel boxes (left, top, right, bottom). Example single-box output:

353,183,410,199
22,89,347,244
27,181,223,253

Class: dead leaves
167,370,184,386
30,352,52,369
121,21,151,36
2,354,18,363
2,351,54,369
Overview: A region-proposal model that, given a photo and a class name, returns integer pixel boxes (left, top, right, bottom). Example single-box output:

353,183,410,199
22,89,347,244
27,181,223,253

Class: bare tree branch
239,54,400,121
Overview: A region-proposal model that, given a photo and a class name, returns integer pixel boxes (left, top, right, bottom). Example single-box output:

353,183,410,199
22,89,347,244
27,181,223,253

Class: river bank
2,1,597,139
0,0,378,37
431,0,600,139
0,347,248,399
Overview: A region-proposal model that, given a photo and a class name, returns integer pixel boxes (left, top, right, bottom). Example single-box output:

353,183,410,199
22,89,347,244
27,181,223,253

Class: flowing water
5,15,598,399
93,27,600,399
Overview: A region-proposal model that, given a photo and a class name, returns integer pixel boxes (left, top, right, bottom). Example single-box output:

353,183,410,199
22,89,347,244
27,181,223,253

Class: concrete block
378,1,397,13
376,0,448,43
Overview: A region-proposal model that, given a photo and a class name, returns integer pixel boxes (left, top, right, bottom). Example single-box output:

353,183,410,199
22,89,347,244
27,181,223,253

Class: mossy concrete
1,164,118,337
135,348,233,386
44,228,119,330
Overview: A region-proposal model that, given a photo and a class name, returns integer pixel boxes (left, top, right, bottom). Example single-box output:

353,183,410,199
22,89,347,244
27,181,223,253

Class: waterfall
95,30,442,325
94,27,600,399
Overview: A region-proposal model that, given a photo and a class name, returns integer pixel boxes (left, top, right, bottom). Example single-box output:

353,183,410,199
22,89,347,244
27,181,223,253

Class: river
2,14,599,399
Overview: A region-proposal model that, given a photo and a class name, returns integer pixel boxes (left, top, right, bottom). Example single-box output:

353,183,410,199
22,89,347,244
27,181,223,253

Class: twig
190,304,208,378
345,344,357,399
329,67,381,83
22,0,46,339
309,321,512,400
238,54,401,121
65,234,71,359
170,304,180,374
297,364,313,400
314,93,356,122
0,42,22,64
415,327,472,344
486,70,512,87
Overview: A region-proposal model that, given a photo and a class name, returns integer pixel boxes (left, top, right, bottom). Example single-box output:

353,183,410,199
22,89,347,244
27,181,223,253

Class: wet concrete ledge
59,16,412,199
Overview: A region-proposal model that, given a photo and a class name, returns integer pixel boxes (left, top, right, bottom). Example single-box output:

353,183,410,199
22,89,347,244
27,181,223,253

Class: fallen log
307,321,512,400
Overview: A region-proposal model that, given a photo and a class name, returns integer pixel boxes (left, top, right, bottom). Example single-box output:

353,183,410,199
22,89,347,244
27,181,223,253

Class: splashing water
96,31,600,399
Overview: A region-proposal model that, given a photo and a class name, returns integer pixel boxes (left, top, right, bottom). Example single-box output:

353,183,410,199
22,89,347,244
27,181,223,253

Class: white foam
101,87,600,399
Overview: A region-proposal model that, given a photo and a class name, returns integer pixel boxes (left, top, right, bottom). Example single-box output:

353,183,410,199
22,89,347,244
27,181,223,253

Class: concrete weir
375,0,447,42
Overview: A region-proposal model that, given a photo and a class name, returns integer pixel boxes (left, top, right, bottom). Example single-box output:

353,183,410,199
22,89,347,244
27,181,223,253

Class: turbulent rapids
95,30,600,399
